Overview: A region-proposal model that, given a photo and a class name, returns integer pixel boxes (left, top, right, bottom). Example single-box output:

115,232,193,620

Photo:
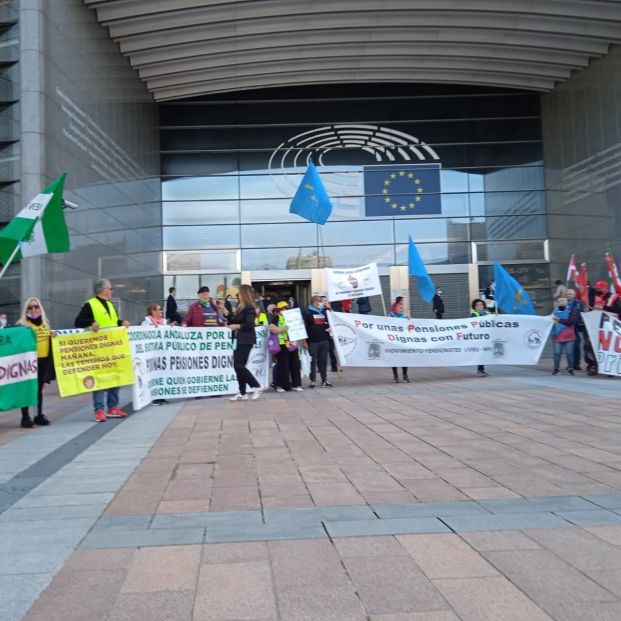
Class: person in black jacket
166,287,182,324
227,284,262,401
302,295,333,388
432,288,445,319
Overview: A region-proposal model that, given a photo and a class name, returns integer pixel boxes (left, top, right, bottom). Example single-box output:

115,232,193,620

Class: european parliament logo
364,164,441,217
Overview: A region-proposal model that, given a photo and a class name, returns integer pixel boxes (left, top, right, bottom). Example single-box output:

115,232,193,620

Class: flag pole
0,242,21,281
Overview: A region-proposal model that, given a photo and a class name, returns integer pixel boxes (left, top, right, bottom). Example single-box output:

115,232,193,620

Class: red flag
566,254,578,284
605,251,621,294
575,262,589,304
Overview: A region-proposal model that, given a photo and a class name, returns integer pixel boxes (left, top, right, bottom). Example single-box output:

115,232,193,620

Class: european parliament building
2,1,621,325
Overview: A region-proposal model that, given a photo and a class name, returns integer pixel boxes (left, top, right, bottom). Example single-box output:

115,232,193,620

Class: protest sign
0,327,37,411
53,327,134,397
328,311,552,367
281,308,308,341
129,325,270,411
326,263,382,301
583,310,621,376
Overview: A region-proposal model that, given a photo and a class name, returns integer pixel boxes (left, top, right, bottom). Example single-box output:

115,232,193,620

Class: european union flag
289,161,333,225
494,262,536,315
364,164,441,217
408,235,435,303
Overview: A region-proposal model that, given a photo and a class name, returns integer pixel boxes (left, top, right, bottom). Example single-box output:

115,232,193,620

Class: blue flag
408,235,435,303
494,262,536,315
364,164,441,217
289,162,333,225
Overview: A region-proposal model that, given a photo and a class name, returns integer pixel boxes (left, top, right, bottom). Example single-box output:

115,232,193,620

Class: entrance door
256,281,310,308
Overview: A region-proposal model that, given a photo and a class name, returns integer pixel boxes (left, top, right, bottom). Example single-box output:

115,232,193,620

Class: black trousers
309,340,329,383
435,312,443,319
328,338,338,372
274,345,301,390
21,378,44,418
233,344,260,395
392,367,408,378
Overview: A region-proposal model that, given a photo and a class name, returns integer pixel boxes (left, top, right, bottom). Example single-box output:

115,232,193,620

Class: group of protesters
10,273,620,429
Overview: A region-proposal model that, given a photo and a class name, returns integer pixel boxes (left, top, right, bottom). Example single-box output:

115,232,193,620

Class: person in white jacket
140,303,169,404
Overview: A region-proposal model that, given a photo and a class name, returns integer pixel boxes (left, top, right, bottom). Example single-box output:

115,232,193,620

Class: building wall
18,0,161,328
161,84,549,310
542,44,621,285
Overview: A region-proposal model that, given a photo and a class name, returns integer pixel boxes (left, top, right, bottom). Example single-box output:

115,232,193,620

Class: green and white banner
0,327,38,411
128,325,271,411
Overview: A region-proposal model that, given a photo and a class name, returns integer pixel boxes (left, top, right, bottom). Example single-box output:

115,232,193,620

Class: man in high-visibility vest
75,278,130,423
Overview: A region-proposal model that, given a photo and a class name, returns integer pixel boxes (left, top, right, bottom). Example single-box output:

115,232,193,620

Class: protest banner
583,310,621,376
129,325,270,411
0,327,37,411
326,262,382,301
328,311,552,367
281,308,308,341
53,327,134,397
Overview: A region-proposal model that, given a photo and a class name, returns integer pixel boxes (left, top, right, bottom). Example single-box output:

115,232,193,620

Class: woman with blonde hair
227,284,262,401
16,297,56,428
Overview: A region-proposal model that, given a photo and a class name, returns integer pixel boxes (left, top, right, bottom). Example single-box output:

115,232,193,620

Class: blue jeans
93,387,119,412
553,342,575,371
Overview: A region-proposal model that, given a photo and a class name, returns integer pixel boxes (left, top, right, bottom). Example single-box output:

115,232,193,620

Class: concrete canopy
84,0,621,101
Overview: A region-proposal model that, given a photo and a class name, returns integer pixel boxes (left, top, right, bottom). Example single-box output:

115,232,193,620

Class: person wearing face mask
432,288,445,319
269,301,303,392
0,313,8,328
390,299,409,383
182,286,226,328
16,298,56,428
302,295,333,388
470,299,490,377
75,279,131,422
551,297,576,375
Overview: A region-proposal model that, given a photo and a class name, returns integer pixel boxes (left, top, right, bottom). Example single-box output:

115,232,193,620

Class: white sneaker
276,387,285,393
229,394,248,401
250,388,263,400
292,387,303,392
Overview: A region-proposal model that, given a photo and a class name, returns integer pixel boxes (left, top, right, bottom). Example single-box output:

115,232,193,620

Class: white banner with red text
129,325,270,410
328,311,553,367
583,311,621,377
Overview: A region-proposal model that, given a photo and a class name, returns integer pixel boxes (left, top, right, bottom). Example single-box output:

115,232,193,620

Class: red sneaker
94,409,106,423
107,406,127,418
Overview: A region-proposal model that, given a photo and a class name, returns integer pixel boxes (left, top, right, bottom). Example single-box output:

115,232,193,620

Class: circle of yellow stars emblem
381,169,424,212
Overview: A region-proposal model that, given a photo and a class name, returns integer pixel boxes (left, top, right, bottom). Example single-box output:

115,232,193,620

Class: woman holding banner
270,301,303,392
16,297,55,428
471,299,490,377
227,284,263,401
390,299,409,383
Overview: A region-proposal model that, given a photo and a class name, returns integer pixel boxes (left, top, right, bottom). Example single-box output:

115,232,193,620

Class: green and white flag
0,173,70,264
0,327,38,412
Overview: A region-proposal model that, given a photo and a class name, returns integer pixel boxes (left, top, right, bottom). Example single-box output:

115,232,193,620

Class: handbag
267,332,281,355
286,340,298,352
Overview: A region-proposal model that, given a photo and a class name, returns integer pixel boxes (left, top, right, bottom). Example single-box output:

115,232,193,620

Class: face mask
558,305,566,311
0,319,6,327
27,311,41,319
437,291,442,295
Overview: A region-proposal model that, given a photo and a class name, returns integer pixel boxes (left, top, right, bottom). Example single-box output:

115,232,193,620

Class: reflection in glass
163,201,239,225
162,176,238,200
320,220,393,246
476,240,546,262
165,250,239,272
396,242,470,265
163,225,240,249
241,222,317,248
242,248,324,271
322,245,395,268
395,218,468,243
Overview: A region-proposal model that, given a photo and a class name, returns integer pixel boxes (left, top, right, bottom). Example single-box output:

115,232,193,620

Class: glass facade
160,84,548,304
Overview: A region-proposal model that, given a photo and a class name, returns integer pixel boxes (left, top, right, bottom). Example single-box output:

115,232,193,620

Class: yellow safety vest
278,314,288,345
87,297,119,329
27,322,51,358
255,312,268,326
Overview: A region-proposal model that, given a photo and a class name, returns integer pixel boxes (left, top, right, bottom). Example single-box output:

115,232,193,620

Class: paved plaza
1,365,621,620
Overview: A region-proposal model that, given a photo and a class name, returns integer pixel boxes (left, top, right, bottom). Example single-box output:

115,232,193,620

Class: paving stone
368,613,460,621
460,531,542,552
397,533,499,579
0,572,52,603
63,548,135,572
12,492,115,508
372,501,488,519
585,494,621,510
122,545,201,593
264,505,375,526
477,495,597,514
334,536,411,559
325,516,449,538
442,511,569,533
106,590,194,621
80,527,205,549
202,541,269,564
525,527,621,571
482,549,618,609
194,561,277,620
586,525,621,546
433,576,554,621
151,510,262,530
0,598,37,621
554,509,621,526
